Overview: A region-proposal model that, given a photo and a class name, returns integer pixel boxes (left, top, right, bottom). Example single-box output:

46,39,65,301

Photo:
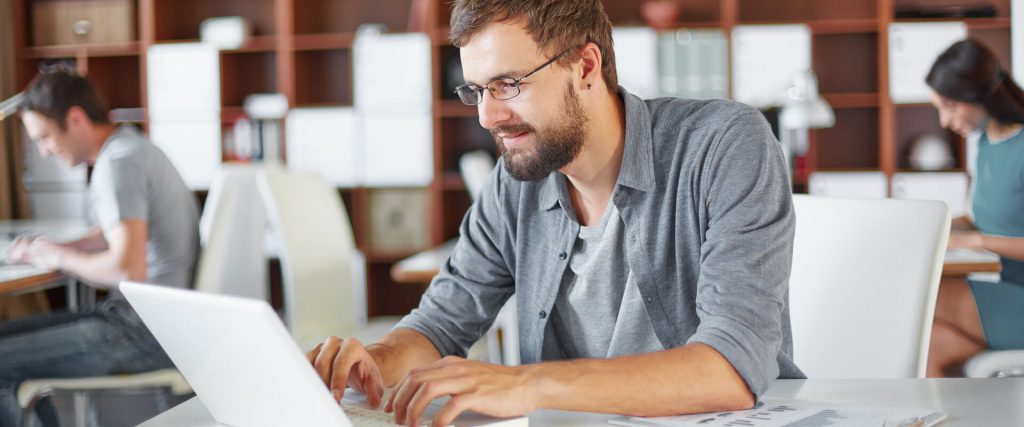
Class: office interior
0,0,1022,426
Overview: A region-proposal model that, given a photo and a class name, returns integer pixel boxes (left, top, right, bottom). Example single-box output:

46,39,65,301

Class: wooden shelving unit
9,0,1015,314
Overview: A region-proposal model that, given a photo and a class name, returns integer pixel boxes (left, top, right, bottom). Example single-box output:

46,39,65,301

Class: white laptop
121,282,527,427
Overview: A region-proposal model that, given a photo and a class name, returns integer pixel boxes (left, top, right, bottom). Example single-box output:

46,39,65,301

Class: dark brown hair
449,0,618,90
21,69,110,129
926,39,1024,125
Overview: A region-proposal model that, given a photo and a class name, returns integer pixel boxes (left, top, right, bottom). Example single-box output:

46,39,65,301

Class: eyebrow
464,68,530,87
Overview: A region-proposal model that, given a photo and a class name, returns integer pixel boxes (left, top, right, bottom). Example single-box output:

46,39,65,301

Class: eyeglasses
454,48,572,106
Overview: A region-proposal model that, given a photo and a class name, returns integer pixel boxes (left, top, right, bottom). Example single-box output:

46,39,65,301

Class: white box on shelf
147,43,221,114
731,24,811,109
892,172,969,217
361,109,433,187
354,32,432,110
285,107,362,188
888,22,967,104
808,171,889,199
149,112,222,190
613,27,659,99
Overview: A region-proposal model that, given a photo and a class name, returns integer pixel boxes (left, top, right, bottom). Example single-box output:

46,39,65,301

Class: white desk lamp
779,70,835,170
0,92,24,122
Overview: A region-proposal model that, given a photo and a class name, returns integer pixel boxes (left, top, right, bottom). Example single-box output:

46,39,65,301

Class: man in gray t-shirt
1,70,197,426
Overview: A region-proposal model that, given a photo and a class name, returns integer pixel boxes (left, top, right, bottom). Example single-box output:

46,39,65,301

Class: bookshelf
9,0,1015,315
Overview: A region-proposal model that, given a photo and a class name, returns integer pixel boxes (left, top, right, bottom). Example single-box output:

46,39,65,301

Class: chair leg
72,392,88,427
20,386,54,427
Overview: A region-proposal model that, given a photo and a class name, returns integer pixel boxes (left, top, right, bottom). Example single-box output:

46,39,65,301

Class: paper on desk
608,398,945,427
945,248,1000,264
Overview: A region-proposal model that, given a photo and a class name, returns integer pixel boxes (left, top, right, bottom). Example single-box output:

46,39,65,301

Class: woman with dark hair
925,39,1024,377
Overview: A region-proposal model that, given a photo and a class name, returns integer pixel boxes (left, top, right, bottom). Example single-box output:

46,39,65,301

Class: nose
37,143,52,157
477,93,512,130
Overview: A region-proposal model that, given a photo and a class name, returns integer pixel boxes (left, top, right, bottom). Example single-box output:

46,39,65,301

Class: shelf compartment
294,49,353,106
153,0,277,41
894,105,961,170
86,56,142,109
440,117,495,175
220,52,277,108
600,0,721,27
294,0,415,34
739,0,876,22
812,107,880,170
813,32,878,94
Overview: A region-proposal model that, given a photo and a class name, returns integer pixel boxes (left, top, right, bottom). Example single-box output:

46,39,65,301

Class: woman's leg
927,279,988,377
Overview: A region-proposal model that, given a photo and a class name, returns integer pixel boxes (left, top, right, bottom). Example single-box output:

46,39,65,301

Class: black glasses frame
453,47,573,106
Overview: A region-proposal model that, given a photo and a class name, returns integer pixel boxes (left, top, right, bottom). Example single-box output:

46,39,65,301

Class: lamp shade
0,92,24,121
780,71,835,129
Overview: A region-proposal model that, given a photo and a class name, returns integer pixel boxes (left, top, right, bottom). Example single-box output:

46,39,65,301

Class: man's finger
364,360,385,409
312,337,341,385
405,378,472,427
431,395,471,427
306,342,324,364
329,337,368,400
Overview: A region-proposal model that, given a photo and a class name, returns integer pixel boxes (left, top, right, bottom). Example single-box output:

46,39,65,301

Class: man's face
21,110,88,167
460,21,589,181
929,91,987,138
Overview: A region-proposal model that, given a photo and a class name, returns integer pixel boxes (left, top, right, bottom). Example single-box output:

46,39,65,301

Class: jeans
0,298,173,427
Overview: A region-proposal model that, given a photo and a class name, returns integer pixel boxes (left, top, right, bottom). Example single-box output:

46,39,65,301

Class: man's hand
7,236,64,270
307,336,386,408
385,356,538,427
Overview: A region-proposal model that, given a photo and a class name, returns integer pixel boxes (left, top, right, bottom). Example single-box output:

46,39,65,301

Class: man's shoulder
98,126,156,163
645,97,764,133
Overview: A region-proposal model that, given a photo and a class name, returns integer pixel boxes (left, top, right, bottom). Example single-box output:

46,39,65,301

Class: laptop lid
121,282,350,427
122,282,528,427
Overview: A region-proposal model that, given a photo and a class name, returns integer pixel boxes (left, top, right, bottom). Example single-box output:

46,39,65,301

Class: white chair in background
195,164,269,299
789,195,950,378
260,168,394,350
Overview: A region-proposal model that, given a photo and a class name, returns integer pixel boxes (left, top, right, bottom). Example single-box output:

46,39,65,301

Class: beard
492,82,588,181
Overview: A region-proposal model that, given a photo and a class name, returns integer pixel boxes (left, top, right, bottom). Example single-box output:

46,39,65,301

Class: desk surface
392,242,1004,284
141,378,1024,426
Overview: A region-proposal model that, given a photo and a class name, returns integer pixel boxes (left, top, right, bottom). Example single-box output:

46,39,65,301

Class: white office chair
195,164,269,299
962,276,1024,378
260,168,395,350
789,195,950,378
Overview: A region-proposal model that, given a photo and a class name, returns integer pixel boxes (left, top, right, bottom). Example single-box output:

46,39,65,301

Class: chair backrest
260,167,361,349
195,164,269,300
789,195,950,378
459,150,495,201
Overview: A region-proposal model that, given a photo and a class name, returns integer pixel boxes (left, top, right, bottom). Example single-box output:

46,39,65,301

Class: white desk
141,378,1024,426
0,219,90,308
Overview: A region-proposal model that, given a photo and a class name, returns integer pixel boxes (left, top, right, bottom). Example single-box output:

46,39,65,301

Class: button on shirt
395,87,804,397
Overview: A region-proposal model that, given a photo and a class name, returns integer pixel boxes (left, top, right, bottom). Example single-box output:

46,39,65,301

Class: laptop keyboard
341,402,431,427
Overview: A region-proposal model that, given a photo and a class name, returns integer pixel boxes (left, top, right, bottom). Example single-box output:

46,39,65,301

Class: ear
64,106,88,129
576,42,604,90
